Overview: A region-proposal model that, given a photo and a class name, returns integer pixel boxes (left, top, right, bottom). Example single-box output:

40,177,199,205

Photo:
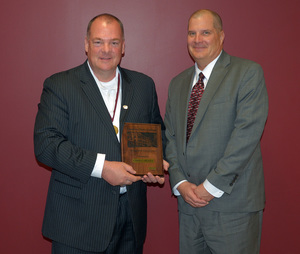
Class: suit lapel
79,62,119,142
179,67,195,150
190,51,231,139
119,67,133,138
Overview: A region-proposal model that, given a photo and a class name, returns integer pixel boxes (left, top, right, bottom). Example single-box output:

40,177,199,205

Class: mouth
100,57,112,60
193,43,206,48
99,54,113,60
193,45,207,52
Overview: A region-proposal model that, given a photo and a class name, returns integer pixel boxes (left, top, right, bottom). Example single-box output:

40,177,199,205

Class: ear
121,40,125,55
220,31,225,45
84,37,89,53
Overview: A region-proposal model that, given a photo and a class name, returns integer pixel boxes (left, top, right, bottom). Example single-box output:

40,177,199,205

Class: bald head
87,13,124,40
189,9,223,32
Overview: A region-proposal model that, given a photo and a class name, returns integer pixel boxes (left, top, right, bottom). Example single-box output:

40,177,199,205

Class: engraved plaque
121,123,163,176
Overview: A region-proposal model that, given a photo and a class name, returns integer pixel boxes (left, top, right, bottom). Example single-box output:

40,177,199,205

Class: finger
146,173,157,182
127,175,142,183
123,163,136,174
124,177,139,186
141,175,151,183
156,176,165,184
163,160,169,171
186,197,208,207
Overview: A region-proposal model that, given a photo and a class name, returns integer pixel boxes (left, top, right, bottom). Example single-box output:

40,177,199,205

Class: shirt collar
87,61,120,90
194,50,222,81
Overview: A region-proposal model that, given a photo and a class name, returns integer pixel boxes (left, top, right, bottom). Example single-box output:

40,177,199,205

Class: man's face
85,17,125,81
187,13,224,70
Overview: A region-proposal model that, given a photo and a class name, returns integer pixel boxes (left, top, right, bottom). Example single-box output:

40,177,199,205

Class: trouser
179,209,263,254
52,193,142,254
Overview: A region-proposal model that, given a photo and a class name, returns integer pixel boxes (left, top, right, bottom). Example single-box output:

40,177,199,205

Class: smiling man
187,10,224,70
34,14,168,254
164,9,268,254
84,16,125,82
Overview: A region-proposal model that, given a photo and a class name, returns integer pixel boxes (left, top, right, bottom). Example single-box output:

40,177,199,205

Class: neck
95,69,117,82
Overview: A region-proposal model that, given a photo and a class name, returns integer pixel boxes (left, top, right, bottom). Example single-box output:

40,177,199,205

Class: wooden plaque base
121,123,163,176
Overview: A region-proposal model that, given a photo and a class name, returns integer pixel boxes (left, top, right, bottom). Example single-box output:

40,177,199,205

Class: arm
164,84,187,187
206,64,268,194
34,77,96,183
34,76,141,186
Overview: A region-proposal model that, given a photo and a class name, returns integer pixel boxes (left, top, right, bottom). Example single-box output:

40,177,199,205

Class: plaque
121,123,164,176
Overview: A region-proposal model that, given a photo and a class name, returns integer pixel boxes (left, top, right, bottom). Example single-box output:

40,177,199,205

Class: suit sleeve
34,77,97,183
164,80,187,188
207,63,268,194
149,78,167,157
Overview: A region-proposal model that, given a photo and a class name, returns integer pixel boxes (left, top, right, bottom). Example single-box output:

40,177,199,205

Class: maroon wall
1,1,299,253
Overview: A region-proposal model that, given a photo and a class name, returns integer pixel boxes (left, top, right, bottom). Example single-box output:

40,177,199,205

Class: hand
177,182,209,208
142,173,165,184
141,160,170,184
102,161,141,186
194,183,214,202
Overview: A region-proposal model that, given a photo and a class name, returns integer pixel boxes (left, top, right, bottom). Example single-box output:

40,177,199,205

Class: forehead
188,13,215,30
90,18,123,38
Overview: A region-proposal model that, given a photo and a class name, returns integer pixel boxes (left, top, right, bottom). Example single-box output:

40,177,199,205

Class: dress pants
52,193,142,254
179,209,263,254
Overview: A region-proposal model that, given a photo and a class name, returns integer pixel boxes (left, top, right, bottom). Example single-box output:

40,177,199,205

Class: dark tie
186,72,205,143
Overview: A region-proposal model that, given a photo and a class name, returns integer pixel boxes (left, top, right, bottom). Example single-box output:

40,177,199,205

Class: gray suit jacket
164,51,268,214
34,61,164,251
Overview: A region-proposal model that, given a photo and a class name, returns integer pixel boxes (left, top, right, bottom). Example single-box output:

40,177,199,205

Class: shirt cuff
91,153,105,178
172,180,187,196
203,179,224,198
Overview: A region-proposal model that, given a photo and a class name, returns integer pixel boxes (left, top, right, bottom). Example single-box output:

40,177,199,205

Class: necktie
186,72,205,143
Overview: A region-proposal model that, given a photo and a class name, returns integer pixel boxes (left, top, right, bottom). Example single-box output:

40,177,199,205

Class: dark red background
1,1,299,253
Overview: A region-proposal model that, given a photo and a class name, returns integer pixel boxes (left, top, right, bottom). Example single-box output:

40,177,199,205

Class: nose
101,42,110,52
195,33,203,43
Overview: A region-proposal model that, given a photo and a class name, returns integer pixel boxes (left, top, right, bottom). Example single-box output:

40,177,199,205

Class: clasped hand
177,182,214,208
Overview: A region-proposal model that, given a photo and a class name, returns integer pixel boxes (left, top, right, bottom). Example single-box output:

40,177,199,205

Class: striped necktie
186,72,205,143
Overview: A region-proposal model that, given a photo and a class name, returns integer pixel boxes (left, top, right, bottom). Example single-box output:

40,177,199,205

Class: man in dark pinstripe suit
34,13,168,254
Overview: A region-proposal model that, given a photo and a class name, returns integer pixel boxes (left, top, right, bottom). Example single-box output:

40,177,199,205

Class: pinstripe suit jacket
34,61,164,252
164,51,268,214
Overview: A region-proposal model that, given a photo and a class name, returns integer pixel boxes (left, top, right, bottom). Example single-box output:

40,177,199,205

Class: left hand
141,160,169,184
194,183,214,202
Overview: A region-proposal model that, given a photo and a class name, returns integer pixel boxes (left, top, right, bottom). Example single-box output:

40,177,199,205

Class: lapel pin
123,105,128,109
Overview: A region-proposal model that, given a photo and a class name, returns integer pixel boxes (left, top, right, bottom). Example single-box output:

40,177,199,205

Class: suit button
187,173,190,177
230,183,233,186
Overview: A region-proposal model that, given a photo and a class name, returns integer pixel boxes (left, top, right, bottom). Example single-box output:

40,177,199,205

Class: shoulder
45,63,85,83
168,66,194,91
223,51,263,73
43,63,87,90
120,67,154,84
171,66,194,82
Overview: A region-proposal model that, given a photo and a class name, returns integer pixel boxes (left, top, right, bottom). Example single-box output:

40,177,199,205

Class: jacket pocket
52,172,82,199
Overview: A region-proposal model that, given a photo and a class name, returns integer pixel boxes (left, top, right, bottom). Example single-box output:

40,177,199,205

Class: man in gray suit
164,9,268,254
34,14,167,254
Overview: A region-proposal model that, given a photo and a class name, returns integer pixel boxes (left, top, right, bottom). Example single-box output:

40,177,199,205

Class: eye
92,40,103,46
203,30,211,36
111,41,120,47
188,31,196,37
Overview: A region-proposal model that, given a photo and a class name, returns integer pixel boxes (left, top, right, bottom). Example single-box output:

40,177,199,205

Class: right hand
177,181,209,208
102,161,142,186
